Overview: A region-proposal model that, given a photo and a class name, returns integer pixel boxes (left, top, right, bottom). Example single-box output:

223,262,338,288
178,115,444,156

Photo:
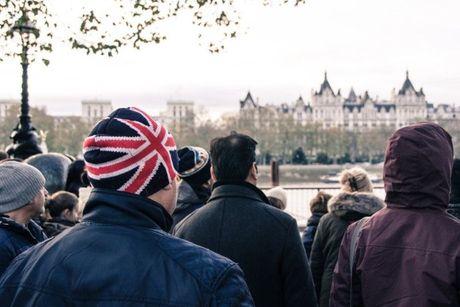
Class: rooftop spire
406,70,409,80
324,71,328,81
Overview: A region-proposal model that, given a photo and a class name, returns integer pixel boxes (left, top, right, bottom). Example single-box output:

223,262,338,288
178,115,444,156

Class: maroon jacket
330,122,460,306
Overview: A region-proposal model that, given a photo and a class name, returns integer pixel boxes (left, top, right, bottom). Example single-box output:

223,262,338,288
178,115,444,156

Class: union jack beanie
83,107,179,197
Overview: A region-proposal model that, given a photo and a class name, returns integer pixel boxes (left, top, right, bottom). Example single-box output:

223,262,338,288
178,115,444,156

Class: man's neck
5,210,31,226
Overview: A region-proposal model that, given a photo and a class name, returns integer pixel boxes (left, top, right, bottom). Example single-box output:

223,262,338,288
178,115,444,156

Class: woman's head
340,167,373,193
46,191,81,222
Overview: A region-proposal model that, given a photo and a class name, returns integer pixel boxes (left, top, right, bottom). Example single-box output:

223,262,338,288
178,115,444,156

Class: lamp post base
6,126,43,160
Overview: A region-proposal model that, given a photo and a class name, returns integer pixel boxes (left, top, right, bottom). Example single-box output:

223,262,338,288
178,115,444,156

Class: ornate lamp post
6,15,43,160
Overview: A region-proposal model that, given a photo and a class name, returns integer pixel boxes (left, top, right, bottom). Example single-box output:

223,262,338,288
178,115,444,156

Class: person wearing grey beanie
0,161,48,276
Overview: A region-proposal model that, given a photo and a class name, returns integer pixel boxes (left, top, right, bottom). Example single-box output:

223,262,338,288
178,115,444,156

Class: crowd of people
0,106,459,306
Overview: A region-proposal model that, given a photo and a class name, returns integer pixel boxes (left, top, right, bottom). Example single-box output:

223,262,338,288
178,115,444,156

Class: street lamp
6,14,43,160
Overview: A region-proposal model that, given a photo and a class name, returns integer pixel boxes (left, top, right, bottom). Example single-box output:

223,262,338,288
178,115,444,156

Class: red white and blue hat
83,107,179,197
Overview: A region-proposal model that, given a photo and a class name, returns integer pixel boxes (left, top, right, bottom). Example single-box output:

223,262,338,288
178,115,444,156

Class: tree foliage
0,0,306,63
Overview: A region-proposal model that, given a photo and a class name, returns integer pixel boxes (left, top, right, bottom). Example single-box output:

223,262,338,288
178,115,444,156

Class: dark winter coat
310,192,384,307
42,218,77,237
0,215,47,276
330,122,460,307
171,180,210,229
0,188,254,306
174,181,318,307
302,212,325,258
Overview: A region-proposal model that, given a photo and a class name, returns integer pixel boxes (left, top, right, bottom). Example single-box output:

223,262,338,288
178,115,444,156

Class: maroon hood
384,122,453,209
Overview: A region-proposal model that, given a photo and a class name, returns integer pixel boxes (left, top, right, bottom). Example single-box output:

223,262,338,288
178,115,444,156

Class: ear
210,165,217,182
62,208,71,219
248,163,258,181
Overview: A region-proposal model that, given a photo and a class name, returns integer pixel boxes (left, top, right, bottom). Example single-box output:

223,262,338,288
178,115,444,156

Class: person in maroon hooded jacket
330,122,460,306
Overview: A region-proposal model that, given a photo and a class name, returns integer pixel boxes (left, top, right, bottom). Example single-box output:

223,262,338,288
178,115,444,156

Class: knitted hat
83,107,179,197
177,146,211,186
0,161,46,214
340,167,373,193
266,187,287,210
309,191,332,214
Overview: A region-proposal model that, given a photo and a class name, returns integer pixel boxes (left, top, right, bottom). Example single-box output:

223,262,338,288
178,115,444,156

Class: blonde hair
340,167,373,193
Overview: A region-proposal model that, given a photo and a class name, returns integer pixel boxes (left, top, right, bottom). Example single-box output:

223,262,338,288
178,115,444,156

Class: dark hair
268,196,285,210
46,191,79,218
452,159,460,204
0,151,7,161
210,133,258,182
65,160,88,197
310,191,332,214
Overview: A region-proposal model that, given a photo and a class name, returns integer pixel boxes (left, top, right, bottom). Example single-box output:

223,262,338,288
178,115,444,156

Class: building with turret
239,72,458,130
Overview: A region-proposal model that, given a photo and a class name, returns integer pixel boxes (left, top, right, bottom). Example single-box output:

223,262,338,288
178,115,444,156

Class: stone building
81,100,113,123
162,100,195,133
239,72,458,130
0,99,20,121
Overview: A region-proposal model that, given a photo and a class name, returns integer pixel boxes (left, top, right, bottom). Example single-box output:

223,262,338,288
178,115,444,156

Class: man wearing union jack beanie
0,107,254,306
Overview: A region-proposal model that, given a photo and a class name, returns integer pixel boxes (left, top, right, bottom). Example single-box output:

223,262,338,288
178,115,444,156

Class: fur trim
328,192,385,216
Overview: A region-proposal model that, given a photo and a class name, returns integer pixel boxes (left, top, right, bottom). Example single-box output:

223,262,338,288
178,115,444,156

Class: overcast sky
0,0,459,117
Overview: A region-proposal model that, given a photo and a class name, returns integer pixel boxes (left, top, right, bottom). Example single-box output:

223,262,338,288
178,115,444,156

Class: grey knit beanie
0,161,46,214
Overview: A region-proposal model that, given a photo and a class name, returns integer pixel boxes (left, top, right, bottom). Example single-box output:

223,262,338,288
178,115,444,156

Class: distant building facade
240,72,459,130
162,100,195,133
81,100,113,123
0,99,20,121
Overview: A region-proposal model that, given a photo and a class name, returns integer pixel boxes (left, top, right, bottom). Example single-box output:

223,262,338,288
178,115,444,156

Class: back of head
177,146,211,187
266,187,287,210
210,133,257,182
25,153,72,194
384,122,453,209
340,167,373,193
310,191,332,214
46,191,79,218
83,107,179,197
451,159,460,204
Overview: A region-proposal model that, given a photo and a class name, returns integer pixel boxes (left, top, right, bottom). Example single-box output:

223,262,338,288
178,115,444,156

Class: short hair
46,191,79,218
210,133,258,182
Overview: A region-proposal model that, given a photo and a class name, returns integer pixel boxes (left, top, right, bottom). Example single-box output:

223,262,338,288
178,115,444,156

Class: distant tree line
1,107,458,164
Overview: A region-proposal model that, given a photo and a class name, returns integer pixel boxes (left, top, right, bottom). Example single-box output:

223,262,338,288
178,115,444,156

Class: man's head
451,159,460,204
83,107,179,214
384,122,453,209
0,161,47,222
210,133,258,184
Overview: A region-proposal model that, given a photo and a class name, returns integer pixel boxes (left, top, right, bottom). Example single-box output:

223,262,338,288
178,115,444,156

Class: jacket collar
0,215,43,243
209,181,270,204
328,192,385,217
82,188,173,232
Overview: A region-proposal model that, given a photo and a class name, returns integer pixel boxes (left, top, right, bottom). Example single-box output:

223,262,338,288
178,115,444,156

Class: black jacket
42,218,77,237
174,181,318,307
302,212,325,258
172,180,210,229
0,215,47,276
0,188,254,306
310,192,384,307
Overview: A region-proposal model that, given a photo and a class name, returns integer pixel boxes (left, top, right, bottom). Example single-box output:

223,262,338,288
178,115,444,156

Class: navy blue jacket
302,212,324,258
0,188,254,306
0,215,47,276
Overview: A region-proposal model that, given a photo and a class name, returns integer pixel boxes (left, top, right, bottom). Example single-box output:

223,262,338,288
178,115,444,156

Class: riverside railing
260,185,385,228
